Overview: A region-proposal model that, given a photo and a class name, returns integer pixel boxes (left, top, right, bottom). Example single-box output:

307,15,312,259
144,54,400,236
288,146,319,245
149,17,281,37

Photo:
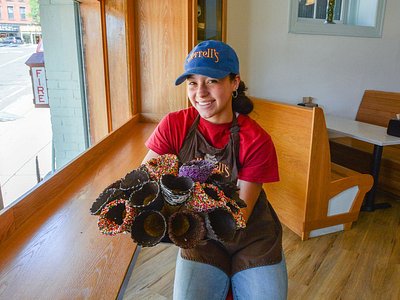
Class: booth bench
251,98,373,240
330,90,400,197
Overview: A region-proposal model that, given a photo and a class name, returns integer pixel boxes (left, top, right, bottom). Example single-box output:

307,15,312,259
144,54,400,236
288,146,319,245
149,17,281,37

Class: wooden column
135,0,195,122
80,0,109,144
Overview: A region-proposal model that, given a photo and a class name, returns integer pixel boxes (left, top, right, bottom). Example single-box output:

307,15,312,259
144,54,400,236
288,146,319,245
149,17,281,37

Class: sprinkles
98,199,136,235
186,183,246,229
92,154,247,247
142,154,179,181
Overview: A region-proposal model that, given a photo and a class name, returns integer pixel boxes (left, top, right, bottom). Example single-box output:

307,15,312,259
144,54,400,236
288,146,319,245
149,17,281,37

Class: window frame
289,0,387,38
20,6,26,20
7,5,14,20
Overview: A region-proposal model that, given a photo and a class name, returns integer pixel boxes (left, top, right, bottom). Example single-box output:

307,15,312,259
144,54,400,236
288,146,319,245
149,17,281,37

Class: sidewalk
0,93,52,208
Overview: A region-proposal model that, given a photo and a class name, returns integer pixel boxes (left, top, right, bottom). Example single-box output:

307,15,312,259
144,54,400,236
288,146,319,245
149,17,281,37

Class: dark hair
229,74,254,115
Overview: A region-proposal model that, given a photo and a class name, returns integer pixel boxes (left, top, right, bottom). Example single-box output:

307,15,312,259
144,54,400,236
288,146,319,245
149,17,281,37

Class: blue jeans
173,250,288,300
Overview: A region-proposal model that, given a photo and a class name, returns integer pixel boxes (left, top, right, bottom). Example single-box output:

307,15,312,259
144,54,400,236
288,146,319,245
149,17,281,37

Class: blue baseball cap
175,40,239,85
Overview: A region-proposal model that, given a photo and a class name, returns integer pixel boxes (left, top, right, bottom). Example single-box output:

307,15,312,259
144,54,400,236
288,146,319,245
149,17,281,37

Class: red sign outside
31,67,49,106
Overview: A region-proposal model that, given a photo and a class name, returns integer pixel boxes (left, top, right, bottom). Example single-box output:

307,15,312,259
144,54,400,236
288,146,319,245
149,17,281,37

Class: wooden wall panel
126,0,138,116
105,0,132,130
136,0,193,122
80,1,109,145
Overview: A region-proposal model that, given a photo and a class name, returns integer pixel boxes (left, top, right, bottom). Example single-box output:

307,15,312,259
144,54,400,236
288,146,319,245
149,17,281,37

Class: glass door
197,0,224,42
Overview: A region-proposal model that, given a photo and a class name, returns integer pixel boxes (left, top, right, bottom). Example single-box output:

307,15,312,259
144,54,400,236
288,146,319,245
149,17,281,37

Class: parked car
2,36,24,44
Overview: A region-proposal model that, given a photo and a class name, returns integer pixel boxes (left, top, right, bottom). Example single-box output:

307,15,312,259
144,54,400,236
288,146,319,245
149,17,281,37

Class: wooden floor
122,192,400,300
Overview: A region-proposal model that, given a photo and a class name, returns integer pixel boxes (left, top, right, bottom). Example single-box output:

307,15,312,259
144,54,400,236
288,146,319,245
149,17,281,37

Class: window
289,0,387,37
298,0,343,22
20,6,26,20
7,6,14,20
197,0,224,42
0,1,90,211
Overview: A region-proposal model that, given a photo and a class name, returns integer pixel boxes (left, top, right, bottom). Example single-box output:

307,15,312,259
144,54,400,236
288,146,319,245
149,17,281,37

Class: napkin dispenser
297,96,318,108
387,114,400,137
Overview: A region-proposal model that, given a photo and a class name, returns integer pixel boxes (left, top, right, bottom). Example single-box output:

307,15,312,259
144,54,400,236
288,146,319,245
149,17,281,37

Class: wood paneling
80,1,109,144
126,0,139,116
81,0,201,135
136,0,193,122
105,0,132,129
80,0,138,139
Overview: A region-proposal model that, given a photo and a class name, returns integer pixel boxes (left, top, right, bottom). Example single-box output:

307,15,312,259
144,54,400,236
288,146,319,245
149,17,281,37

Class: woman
143,40,288,300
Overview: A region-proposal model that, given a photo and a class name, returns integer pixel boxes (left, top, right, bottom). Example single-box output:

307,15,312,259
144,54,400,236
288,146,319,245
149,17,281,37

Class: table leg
118,246,142,299
361,145,391,211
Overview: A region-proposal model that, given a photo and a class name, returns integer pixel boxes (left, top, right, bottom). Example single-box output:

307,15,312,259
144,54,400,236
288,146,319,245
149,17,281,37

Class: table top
325,115,400,147
0,120,157,299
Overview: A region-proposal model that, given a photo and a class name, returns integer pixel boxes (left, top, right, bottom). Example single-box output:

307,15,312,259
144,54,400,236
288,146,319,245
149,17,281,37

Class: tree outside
29,0,41,24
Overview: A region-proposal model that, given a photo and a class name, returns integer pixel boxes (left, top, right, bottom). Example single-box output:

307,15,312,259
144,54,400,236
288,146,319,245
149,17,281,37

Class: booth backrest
250,98,374,240
356,90,400,127
250,98,332,237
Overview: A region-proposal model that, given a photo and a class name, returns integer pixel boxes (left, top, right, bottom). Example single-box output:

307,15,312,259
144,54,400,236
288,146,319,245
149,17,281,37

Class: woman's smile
196,99,215,108
196,100,213,105
187,74,239,124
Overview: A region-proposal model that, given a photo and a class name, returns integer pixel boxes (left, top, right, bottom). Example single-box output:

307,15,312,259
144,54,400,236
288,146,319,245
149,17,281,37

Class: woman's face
186,74,240,124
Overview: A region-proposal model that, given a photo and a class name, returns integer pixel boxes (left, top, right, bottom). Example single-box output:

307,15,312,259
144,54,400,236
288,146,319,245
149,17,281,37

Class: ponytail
230,74,253,115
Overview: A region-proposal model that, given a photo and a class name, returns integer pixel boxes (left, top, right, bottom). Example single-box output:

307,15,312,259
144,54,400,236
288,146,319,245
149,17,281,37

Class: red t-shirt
145,107,279,183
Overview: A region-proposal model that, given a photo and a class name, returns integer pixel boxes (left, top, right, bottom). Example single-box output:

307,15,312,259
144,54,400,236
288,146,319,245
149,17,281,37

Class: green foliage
29,0,40,24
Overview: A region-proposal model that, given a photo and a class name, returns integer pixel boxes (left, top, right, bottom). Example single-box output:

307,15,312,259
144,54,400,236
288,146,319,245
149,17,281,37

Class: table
0,120,156,299
325,115,400,211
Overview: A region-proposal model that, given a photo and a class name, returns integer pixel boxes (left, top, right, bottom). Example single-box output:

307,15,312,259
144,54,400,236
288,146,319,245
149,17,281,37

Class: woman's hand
237,179,263,224
142,151,262,224
142,149,160,164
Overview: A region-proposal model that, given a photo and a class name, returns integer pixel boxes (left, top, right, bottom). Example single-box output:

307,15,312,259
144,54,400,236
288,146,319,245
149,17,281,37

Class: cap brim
175,67,231,85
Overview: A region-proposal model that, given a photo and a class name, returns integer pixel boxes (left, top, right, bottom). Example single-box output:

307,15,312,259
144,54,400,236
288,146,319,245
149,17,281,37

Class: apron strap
230,113,241,173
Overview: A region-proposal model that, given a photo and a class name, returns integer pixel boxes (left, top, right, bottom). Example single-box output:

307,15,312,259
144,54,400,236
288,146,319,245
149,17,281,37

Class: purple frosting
179,160,215,183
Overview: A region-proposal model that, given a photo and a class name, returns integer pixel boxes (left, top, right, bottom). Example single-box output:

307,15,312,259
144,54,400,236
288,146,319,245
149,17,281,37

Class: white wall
40,0,88,169
227,0,400,118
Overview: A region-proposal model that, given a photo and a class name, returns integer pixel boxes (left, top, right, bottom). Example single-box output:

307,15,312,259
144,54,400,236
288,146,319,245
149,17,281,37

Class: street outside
0,43,52,208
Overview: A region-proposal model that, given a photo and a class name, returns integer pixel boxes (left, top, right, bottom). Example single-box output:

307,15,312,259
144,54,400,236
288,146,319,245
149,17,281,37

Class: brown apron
178,114,283,276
